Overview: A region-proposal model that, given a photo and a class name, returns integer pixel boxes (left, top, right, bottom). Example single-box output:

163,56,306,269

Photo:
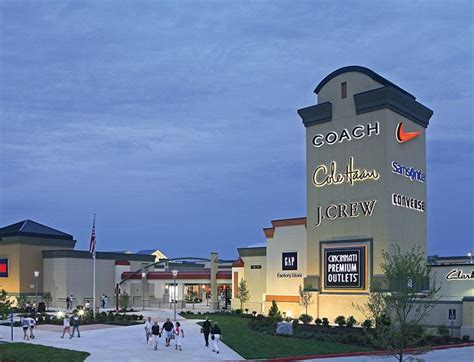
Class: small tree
299,313,313,325
43,292,52,310
335,315,346,327
346,315,357,328
0,289,13,318
315,317,322,326
356,246,440,362
237,279,250,310
268,300,282,321
119,291,130,310
298,284,313,315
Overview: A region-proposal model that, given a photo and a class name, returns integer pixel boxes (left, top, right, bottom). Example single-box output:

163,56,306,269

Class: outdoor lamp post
141,272,146,311
34,271,40,309
172,269,178,321
468,252,473,264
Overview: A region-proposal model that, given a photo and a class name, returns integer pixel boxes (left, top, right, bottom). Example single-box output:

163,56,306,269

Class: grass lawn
183,314,373,359
0,343,90,362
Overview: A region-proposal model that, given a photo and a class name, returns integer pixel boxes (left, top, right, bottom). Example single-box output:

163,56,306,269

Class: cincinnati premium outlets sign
313,157,380,188
315,200,377,227
324,247,365,289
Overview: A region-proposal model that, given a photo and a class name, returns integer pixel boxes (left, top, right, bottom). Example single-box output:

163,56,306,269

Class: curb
267,342,474,361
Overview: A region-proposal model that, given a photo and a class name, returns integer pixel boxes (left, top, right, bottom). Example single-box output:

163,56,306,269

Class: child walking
61,315,71,338
174,321,184,351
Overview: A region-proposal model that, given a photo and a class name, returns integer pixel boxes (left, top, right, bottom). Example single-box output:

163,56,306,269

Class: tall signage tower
298,66,433,314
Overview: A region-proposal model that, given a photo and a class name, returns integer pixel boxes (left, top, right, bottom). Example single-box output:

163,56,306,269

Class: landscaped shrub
268,301,282,321
335,315,346,327
138,315,143,320
234,309,243,314
462,334,470,342
314,318,322,326
346,316,357,328
252,311,257,317
299,314,313,325
322,317,330,327
245,308,249,314
340,335,349,344
437,325,450,337
292,319,299,329
361,319,372,330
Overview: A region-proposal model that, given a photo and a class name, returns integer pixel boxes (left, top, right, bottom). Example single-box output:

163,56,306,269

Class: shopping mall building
0,66,472,337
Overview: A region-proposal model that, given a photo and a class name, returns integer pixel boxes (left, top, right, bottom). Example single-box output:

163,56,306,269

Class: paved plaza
0,309,242,361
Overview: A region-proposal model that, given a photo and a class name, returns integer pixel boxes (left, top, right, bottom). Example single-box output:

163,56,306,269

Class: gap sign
282,252,298,271
324,247,365,289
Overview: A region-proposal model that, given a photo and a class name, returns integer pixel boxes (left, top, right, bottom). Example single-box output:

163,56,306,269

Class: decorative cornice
354,86,433,128
297,102,332,127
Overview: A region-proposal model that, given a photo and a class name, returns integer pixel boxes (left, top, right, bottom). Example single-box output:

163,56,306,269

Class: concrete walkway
0,309,242,361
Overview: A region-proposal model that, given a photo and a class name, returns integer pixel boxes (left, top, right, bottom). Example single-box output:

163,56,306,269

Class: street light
34,271,40,310
141,272,146,311
468,252,473,264
172,270,178,321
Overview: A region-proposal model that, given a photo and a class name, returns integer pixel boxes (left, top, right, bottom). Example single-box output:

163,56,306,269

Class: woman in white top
174,322,184,351
61,315,71,338
144,317,152,344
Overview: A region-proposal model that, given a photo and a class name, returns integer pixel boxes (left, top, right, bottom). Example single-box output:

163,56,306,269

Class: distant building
136,249,168,261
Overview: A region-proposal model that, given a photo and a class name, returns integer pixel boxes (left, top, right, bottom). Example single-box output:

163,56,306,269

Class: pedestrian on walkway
66,295,71,310
151,321,161,350
211,322,222,354
27,316,36,339
61,315,71,338
71,313,81,338
20,316,29,340
174,321,184,351
69,294,74,310
161,318,174,347
144,316,152,344
202,316,211,347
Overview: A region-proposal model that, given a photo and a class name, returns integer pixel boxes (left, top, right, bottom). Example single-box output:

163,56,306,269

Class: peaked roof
0,220,73,240
314,65,415,99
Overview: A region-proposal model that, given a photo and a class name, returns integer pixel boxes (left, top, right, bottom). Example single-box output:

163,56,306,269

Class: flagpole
90,213,97,320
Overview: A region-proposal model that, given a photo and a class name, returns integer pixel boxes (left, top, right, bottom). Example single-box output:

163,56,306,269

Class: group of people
20,316,36,340
65,294,74,310
143,316,223,354
144,317,184,351
100,294,109,308
61,313,81,339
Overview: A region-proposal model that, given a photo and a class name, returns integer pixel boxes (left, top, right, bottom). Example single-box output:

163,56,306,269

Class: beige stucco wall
430,265,474,300
0,239,73,295
265,224,307,297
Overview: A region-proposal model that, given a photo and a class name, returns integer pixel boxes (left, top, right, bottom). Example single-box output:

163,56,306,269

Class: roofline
314,65,415,99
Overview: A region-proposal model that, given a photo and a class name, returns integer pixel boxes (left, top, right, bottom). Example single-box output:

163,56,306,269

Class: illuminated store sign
446,269,474,281
315,200,377,227
396,122,420,144
282,252,298,270
313,157,380,188
312,122,379,148
324,247,366,289
0,259,8,278
391,161,425,183
392,194,425,212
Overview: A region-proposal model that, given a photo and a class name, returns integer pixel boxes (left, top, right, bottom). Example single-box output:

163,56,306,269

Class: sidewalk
0,310,242,361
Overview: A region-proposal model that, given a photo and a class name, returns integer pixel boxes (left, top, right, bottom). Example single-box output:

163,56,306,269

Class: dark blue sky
1,1,472,259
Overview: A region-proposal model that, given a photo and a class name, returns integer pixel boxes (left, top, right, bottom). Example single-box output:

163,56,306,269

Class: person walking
151,321,161,350
161,318,174,347
27,316,36,339
104,295,108,308
174,321,184,351
71,313,81,338
202,316,211,347
66,295,71,310
69,294,74,310
61,315,71,338
211,322,222,354
20,316,29,340
144,316,152,344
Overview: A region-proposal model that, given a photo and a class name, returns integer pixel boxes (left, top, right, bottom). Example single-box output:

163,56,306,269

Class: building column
210,252,219,311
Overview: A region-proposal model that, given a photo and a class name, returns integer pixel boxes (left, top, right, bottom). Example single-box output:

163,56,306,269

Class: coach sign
324,246,366,289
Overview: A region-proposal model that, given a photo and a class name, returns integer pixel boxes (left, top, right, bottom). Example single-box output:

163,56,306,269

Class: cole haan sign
313,157,380,188
315,200,377,227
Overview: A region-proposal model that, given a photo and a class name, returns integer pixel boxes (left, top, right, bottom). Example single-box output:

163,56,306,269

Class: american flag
89,214,96,255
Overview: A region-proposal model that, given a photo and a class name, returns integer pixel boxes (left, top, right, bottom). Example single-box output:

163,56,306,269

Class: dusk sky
1,1,472,259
